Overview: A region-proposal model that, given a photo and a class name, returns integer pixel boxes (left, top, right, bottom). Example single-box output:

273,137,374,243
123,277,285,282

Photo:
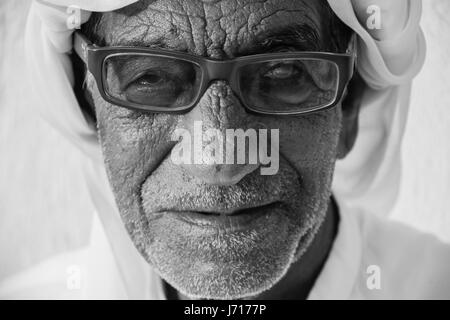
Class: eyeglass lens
103,54,339,113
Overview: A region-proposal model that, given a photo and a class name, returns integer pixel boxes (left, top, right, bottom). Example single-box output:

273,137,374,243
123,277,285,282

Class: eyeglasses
74,31,356,115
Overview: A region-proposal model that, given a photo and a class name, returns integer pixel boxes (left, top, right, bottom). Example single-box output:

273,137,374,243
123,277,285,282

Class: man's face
88,0,346,299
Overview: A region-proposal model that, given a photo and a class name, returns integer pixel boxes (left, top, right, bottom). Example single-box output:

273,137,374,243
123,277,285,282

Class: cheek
272,108,342,203
90,83,178,203
276,107,343,170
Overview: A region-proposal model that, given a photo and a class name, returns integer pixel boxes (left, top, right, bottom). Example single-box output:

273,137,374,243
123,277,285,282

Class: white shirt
309,204,450,299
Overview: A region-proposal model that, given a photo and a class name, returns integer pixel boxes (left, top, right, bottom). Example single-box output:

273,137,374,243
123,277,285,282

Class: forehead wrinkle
217,0,325,56
104,1,215,50
98,0,327,55
252,0,323,40
102,7,185,49
112,0,158,18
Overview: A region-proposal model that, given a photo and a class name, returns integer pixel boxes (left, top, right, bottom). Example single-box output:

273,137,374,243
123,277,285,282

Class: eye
263,63,300,80
134,73,164,86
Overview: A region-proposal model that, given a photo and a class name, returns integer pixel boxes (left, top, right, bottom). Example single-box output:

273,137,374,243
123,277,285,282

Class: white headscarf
23,0,425,296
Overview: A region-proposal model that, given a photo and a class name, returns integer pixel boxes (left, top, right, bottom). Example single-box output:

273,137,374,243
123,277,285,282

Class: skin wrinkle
89,5,324,55
206,2,227,57
83,0,357,299
101,0,324,56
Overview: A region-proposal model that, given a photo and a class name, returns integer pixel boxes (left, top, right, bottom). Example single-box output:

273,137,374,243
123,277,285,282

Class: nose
174,81,261,186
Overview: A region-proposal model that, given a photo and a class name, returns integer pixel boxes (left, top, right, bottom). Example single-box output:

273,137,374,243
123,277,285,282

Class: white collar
307,203,362,299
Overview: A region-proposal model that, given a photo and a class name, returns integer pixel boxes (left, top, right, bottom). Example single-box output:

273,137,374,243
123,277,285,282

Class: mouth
157,201,283,232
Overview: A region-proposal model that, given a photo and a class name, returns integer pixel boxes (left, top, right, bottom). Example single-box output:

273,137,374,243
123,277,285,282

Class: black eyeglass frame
74,31,357,115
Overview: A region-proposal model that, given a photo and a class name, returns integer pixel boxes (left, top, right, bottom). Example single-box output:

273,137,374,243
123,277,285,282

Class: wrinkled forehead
89,0,334,58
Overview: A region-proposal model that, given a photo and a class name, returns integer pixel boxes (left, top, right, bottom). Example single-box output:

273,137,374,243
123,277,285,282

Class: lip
160,201,282,232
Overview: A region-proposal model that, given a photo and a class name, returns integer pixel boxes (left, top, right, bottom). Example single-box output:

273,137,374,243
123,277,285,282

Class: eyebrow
245,23,322,55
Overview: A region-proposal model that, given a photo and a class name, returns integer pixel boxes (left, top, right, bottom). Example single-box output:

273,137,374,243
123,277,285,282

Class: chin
129,192,329,300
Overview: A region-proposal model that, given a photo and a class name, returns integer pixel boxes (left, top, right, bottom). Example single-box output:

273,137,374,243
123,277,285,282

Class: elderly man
77,0,360,300
2,0,450,300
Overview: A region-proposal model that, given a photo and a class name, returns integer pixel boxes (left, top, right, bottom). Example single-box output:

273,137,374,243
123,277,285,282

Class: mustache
140,158,302,215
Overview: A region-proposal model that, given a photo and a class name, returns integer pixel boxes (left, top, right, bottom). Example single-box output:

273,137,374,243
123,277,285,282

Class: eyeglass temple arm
73,31,92,64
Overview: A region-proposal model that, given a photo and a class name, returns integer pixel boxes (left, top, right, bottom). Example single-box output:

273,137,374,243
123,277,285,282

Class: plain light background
1,0,449,281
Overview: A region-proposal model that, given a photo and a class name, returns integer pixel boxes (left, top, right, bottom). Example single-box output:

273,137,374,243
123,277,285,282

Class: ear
337,72,366,159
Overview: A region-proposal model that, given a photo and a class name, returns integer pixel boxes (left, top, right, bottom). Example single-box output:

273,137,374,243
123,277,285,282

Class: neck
164,197,340,300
